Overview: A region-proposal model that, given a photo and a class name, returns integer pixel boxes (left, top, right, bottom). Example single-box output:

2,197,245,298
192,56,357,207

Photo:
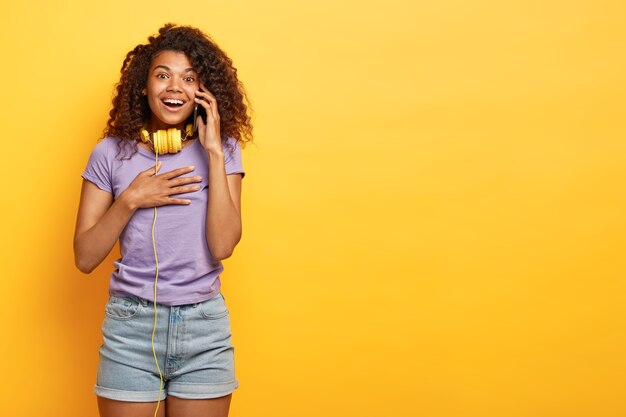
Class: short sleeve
82,138,113,193
224,137,245,178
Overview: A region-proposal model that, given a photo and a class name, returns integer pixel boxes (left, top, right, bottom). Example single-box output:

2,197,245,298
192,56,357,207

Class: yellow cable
151,151,164,417
142,126,187,415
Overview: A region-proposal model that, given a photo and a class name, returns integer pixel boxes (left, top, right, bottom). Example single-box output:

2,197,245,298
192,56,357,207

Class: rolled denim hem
168,379,239,399
94,385,167,402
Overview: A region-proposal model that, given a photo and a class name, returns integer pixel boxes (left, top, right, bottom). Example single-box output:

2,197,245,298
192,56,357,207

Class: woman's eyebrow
152,65,196,73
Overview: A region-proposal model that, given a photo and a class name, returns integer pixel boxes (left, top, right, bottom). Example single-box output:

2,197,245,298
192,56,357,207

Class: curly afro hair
104,23,253,158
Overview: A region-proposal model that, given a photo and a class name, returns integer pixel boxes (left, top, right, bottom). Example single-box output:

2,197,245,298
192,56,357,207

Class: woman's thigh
97,396,166,417
166,394,232,417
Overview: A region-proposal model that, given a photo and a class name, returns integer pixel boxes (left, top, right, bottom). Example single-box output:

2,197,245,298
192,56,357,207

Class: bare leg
166,394,232,417
97,396,166,417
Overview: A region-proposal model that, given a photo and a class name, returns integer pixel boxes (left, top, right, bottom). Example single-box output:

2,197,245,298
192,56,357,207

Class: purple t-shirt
82,136,245,306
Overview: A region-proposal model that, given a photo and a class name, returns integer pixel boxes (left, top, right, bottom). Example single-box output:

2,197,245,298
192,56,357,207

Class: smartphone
192,101,207,133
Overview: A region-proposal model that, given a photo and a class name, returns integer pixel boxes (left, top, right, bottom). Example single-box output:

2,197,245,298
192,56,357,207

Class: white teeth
163,99,184,105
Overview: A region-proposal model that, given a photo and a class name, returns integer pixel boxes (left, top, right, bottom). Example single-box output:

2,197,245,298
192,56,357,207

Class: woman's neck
146,119,186,132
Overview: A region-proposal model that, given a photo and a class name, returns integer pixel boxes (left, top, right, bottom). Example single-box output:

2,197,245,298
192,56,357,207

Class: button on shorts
94,293,239,402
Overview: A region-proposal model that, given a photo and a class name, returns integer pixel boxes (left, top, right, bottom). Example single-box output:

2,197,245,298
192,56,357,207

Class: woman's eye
157,73,169,79
185,77,195,82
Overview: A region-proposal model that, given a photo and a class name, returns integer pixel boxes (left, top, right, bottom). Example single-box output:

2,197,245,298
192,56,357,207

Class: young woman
74,24,253,417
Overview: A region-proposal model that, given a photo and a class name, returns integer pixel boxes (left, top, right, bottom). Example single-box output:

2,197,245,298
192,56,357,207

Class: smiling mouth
161,98,186,112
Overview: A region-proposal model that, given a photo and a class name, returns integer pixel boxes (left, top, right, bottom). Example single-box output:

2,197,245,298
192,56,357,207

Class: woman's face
144,50,199,131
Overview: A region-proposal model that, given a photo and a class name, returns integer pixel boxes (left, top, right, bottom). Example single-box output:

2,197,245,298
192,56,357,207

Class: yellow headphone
140,124,194,154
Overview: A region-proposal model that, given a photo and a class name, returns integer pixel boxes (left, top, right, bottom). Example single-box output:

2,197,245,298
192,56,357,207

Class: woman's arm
205,149,243,260
73,179,135,274
193,83,243,260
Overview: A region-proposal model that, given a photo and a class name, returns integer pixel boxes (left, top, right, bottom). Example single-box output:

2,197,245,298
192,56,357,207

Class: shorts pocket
105,295,141,321
199,293,229,320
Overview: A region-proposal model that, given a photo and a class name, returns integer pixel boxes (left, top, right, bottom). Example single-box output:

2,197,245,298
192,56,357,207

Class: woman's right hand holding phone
121,162,203,210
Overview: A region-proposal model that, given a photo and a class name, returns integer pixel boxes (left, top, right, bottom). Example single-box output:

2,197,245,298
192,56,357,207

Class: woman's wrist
118,189,139,212
205,147,225,160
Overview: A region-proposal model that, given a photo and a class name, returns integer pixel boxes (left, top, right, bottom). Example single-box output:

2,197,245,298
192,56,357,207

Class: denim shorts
94,293,238,402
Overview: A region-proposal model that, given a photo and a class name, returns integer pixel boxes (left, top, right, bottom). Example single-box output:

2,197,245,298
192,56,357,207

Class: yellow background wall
0,0,625,416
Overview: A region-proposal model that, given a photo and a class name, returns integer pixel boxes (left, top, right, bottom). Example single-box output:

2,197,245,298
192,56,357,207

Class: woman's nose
166,77,183,92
